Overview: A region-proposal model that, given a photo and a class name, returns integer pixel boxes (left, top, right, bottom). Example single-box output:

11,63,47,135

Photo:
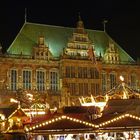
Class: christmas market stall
2,105,30,140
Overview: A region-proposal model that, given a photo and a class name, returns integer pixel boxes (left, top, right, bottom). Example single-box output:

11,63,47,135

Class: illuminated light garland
29,128,32,130
52,119,55,122
73,118,76,121
95,125,99,128
66,116,70,119
135,116,139,119
25,128,29,131
99,113,140,127
25,113,140,132
62,115,66,119
25,115,97,132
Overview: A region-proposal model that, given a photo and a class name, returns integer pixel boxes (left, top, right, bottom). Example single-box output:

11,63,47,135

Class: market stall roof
8,107,28,119
94,113,140,132
25,112,140,134
3,106,30,133
25,114,97,134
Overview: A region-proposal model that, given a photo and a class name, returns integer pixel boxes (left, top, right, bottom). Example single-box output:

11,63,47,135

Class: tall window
78,83,88,95
90,68,99,79
50,70,59,92
10,69,17,91
91,83,99,96
78,67,82,78
68,83,76,95
83,68,87,78
130,73,137,90
71,66,75,78
78,67,88,78
101,72,107,94
23,70,31,90
66,66,75,78
110,72,116,89
36,70,45,91
79,83,84,95
66,66,70,78
83,83,88,95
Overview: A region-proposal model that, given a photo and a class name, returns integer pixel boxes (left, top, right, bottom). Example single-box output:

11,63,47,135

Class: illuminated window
23,70,31,90
10,69,17,91
101,72,107,94
110,72,117,89
36,69,46,91
50,69,59,92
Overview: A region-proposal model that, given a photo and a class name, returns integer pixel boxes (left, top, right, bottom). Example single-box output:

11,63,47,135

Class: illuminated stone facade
0,18,140,108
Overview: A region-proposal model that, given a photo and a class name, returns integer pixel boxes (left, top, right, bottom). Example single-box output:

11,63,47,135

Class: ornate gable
33,36,52,60
104,42,120,64
63,17,96,62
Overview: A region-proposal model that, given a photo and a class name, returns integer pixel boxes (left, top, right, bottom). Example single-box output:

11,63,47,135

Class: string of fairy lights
25,115,97,132
25,113,140,132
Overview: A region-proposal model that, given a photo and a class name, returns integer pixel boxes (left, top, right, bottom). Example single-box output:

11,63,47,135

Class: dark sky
0,0,140,60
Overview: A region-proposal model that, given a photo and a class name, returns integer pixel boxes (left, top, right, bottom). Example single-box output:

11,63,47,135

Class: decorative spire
78,12,81,21
25,8,27,23
77,12,84,28
103,19,108,32
76,12,85,33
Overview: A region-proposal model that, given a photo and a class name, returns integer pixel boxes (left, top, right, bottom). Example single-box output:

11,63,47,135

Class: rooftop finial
25,8,27,23
78,12,81,21
103,19,108,32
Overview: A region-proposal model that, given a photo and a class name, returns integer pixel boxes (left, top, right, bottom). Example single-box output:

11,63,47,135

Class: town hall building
0,17,140,108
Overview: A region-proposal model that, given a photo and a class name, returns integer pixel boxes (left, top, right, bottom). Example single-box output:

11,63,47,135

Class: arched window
22,68,32,90
36,68,46,91
10,69,18,91
49,69,59,92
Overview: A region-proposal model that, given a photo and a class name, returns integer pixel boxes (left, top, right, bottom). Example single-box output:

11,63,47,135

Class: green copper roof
7,22,135,62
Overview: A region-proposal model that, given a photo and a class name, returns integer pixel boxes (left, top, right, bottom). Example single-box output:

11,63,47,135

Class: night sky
0,0,140,60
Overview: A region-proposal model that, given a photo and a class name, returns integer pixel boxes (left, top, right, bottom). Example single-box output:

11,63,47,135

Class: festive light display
25,115,98,132
25,113,140,132
79,95,107,111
